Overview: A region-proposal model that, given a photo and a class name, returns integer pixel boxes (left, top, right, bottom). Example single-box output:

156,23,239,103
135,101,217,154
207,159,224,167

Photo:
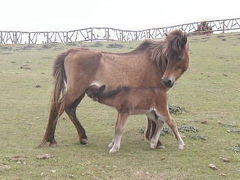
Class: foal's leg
156,105,185,150
145,113,164,149
65,94,88,144
146,112,165,149
165,114,185,150
109,113,129,153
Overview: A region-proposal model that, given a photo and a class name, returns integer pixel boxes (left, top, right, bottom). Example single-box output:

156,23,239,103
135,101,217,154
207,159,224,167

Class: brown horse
86,84,185,153
39,30,190,150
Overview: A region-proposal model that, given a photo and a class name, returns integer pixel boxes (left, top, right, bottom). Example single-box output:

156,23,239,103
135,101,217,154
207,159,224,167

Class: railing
0,18,239,44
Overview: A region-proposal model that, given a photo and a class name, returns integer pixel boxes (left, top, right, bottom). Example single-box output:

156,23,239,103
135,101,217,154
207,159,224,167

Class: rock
220,157,230,162
0,164,11,170
208,163,218,170
160,157,165,160
219,173,226,176
10,155,28,161
20,64,31,70
68,174,75,178
201,120,208,124
51,170,56,173
35,85,41,88
36,154,54,159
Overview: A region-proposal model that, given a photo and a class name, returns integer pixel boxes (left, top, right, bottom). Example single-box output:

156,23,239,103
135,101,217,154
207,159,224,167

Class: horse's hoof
80,138,88,145
49,142,58,147
37,140,48,148
37,141,47,148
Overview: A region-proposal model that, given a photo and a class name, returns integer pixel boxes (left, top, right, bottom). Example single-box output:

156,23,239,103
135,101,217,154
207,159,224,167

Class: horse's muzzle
162,78,174,88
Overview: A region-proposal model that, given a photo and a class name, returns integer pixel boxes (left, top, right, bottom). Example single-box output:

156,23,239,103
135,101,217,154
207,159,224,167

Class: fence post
0,32,2,44
28,33,31,44
90,28,93,41
222,20,225,33
46,33,49,44
66,32,68,43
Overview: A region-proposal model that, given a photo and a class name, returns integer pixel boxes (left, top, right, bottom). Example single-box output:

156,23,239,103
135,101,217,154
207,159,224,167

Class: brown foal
86,85,185,153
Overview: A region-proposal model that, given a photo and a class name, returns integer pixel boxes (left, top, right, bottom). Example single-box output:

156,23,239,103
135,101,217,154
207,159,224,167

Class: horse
39,30,190,151
86,84,185,153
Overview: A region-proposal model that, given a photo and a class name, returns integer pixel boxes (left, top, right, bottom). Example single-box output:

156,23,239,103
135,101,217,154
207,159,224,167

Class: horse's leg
65,94,88,144
109,113,129,153
40,87,86,147
39,100,64,147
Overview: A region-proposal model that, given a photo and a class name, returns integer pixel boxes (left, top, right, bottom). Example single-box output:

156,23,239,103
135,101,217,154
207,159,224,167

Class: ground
0,33,240,179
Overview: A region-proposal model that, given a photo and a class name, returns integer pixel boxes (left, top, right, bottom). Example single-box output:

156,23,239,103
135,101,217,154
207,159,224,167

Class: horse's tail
52,51,69,107
50,51,69,114
39,51,70,146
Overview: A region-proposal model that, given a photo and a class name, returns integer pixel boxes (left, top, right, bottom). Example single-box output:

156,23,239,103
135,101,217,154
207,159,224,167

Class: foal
86,85,185,153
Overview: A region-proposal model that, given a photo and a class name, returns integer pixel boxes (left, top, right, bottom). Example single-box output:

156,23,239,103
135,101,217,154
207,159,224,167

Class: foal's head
161,30,189,88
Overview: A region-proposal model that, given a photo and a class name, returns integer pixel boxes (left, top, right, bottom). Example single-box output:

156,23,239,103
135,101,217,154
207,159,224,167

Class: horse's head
161,30,189,88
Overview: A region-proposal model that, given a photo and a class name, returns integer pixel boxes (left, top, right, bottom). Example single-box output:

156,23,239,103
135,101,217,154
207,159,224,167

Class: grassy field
0,33,240,180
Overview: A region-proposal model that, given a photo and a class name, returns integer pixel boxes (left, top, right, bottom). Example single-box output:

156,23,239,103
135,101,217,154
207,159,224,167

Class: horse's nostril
162,79,174,88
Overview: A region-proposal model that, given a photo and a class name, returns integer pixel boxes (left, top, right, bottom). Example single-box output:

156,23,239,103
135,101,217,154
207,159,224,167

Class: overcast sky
0,0,239,31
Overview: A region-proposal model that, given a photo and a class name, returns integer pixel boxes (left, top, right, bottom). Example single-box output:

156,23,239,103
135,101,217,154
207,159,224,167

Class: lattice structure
0,18,239,44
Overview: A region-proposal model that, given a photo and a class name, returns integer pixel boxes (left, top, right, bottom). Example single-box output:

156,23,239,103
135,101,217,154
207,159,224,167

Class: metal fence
0,18,239,44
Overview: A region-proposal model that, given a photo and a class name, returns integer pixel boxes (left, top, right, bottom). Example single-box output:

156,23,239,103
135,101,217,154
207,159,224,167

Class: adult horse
39,30,190,150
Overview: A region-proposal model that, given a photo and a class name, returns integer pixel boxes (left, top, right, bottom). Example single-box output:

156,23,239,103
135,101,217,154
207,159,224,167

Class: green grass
0,33,240,179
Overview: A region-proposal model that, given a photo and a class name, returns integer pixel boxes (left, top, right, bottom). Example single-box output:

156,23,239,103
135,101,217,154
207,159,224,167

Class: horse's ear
175,33,187,51
180,33,187,49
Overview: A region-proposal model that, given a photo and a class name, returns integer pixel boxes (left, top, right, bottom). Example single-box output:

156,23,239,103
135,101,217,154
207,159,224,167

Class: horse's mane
130,30,187,73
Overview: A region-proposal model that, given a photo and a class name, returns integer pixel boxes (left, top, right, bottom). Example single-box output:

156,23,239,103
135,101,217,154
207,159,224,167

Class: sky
0,0,239,32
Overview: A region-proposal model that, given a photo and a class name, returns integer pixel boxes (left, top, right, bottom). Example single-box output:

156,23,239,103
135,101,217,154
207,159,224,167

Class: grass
0,33,240,179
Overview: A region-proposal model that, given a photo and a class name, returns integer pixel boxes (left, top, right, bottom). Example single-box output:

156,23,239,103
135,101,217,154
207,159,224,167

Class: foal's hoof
109,147,119,153
80,138,88,145
108,142,114,148
178,144,185,150
156,145,165,149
